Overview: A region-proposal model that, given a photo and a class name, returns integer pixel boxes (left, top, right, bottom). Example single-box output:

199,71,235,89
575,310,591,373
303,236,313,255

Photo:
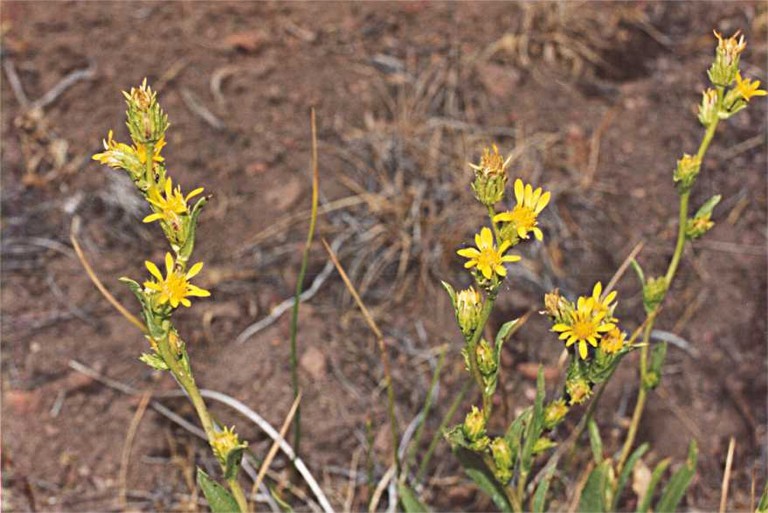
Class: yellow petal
164,253,174,275
480,265,492,279
533,227,543,241
145,261,163,281
458,248,480,258
143,213,163,223
514,179,524,204
592,282,602,299
535,191,551,213
186,187,205,201
494,212,513,223
186,261,204,279
495,265,507,277
578,342,588,359
186,285,211,297
502,254,521,263
552,323,570,332
479,227,493,248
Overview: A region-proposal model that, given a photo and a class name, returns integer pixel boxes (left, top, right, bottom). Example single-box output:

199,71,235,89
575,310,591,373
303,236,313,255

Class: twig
250,392,302,508
119,390,153,510
180,88,225,130
32,64,96,111
719,437,736,513
70,218,146,333
602,241,644,299
3,59,30,108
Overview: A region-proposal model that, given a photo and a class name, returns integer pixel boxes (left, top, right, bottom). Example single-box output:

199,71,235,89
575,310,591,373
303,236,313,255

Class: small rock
300,346,326,381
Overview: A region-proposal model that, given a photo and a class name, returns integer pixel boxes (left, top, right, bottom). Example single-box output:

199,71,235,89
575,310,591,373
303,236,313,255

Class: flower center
478,247,501,269
571,319,597,341
508,205,537,232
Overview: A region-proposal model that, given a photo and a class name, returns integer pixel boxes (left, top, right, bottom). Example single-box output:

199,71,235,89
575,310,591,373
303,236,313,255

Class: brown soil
2,2,766,512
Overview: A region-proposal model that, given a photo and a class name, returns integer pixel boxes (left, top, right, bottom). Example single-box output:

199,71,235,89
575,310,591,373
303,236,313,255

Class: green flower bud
470,145,509,206
210,426,247,465
542,289,572,323
708,30,745,87
490,437,514,484
673,154,701,193
643,276,668,313
697,89,719,127
543,399,569,429
686,195,721,240
476,339,497,376
456,287,483,338
124,79,170,144
463,406,489,451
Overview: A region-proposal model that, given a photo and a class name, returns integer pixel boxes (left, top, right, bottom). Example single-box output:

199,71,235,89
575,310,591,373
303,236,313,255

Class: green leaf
644,341,667,390
495,318,519,347
521,368,545,475
179,196,208,261
196,468,241,513
504,407,530,469
532,465,556,513
588,418,603,464
756,482,768,513
612,443,649,510
578,460,612,513
656,440,698,512
455,447,513,513
630,258,646,286
694,194,721,218
398,482,431,513
223,445,246,481
441,281,457,310
637,458,671,513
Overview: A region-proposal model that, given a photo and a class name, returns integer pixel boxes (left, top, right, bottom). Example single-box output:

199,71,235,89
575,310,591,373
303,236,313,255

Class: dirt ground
2,2,766,512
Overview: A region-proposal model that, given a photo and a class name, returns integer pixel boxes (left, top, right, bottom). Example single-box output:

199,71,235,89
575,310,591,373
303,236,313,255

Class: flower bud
599,327,625,355
124,79,169,145
543,398,569,429
490,437,513,483
463,406,488,444
708,30,746,87
673,154,701,193
210,426,246,464
686,215,714,240
470,145,508,206
566,376,592,405
476,339,497,376
542,289,571,322
456,287,483,337
697,89,719,126
642,276,668,313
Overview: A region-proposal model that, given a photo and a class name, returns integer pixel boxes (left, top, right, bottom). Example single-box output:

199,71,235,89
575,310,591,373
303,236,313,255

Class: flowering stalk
93,80,249,512
617,30,765,473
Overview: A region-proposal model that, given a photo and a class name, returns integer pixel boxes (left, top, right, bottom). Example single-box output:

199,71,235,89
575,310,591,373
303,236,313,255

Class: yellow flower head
210,426,243,463
590,282,617,321
144,252,210,308
599,327,626,354
714,30,746,66
543,398,569,428
734,72,767,102
92,130,141,171
143,177,204,225
136,136,166,165
493,179,551,241
457,227,521,280
552,296,615,360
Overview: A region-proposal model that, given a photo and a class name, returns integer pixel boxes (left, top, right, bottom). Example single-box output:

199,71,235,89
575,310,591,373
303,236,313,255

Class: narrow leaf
521,368,545,474
196,468,241,513
441,281,457,310
579,461,612,513
756,482,768,513
495,318,519,347
588,418,603,464
656,440,698,512
455,448,513,513
612,443,649,510
637,458,671,513
398,482,431,513
532,465,556,513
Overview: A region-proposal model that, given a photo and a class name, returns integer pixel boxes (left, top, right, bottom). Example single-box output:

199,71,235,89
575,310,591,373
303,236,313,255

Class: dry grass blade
250,392,302,508
119,389,153,510
602,240,644,299
70,219,146,333
719,437,736,513
322,238,400,476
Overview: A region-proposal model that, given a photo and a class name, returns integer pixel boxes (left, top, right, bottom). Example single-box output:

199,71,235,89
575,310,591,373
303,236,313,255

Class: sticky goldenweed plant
91,81,250,512
439,30,765,512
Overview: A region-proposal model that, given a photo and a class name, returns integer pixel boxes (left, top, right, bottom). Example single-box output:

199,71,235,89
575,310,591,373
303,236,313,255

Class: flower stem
616,118,719,473
467,293,496,418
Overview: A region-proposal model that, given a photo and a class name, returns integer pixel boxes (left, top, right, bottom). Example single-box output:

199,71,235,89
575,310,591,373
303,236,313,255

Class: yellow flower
135,136,166,164
210,426,244,463
92,130,141,171
552,296,615,360
590,282,617,321
734,72,767,102
143,177,204,225
457,227,520,279
599,327,626,354
144,253,210,308
493,179,551,241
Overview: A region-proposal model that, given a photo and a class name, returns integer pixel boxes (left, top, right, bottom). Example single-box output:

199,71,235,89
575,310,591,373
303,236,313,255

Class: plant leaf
694,194,721,218
532,464,556,513
398,482,431,513
196,467,241,513
656,440,698,512
139,352,169,371
441,281,457,310
579,460,612,513
612,443,649,510
588,418,603,464
521,368,545,475
455,447,513,513
756,482,768,513
636,458,671,513
495,318,519,347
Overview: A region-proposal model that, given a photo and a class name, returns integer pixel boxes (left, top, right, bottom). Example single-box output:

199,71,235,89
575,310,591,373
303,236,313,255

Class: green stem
487,205,501,241
467,293,497,419
617,118,719,473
